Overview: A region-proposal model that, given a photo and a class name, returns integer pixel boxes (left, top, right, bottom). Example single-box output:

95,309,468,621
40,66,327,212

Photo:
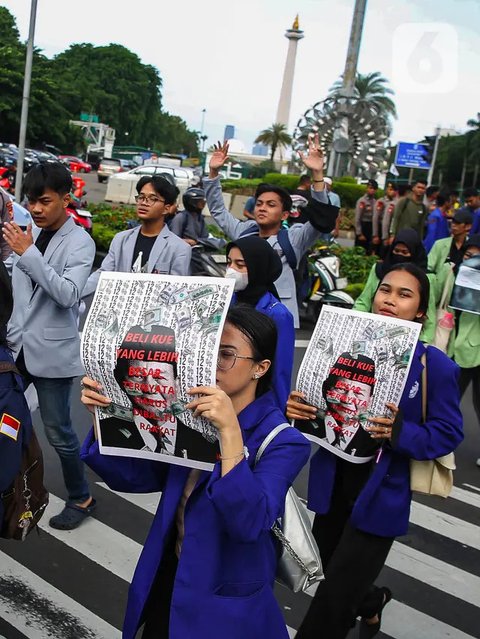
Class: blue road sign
395,142,431,169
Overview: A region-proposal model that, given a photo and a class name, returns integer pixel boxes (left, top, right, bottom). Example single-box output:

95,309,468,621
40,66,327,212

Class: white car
105,165,194,204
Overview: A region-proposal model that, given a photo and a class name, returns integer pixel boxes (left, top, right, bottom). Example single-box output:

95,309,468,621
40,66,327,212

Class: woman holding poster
290,264,464,639
80,307,309,639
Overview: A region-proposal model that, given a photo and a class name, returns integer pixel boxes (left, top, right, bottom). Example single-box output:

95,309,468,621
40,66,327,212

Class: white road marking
410,501,480,551
450,485,480,509
96,481,161,515
0,551,121,639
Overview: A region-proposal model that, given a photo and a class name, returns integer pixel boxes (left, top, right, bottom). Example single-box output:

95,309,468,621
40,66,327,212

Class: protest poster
293,306,421,463
81,272,234,471
449,255,480,315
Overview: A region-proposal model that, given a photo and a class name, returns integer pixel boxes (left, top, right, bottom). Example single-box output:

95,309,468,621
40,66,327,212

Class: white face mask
225,267,249,292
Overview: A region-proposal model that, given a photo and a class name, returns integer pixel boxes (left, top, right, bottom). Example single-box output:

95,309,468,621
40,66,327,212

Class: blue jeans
32,376,90,503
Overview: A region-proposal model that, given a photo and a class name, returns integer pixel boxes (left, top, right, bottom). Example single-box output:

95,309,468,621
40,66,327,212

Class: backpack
239,226,298,270
0,362,49,541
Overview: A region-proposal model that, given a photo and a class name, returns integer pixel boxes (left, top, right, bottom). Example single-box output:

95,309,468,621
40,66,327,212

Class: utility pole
15,0,38,202
328,0,368,177
427,126,441,184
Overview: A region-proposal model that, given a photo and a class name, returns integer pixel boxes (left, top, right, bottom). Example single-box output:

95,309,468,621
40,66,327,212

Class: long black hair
225,305,277,397
377,262,430,320
0,261,13,347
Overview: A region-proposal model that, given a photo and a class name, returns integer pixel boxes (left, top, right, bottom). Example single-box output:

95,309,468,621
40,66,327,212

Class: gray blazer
203,176,328,327
8,217,96,378
82,224,191,298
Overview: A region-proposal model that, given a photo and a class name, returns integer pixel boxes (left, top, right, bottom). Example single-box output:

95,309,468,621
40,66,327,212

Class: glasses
134,194,165,206
217,348,255,371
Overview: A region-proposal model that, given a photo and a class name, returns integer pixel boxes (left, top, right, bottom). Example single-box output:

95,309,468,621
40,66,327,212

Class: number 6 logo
392,23,458,94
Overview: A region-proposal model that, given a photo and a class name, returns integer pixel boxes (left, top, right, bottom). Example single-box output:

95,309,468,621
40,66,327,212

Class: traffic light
421,136,436,166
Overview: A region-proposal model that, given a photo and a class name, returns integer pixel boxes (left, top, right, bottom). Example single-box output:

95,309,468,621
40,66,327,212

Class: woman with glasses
354,229,436,343
80,306,310,639
225,236,295,409
82,175,190,298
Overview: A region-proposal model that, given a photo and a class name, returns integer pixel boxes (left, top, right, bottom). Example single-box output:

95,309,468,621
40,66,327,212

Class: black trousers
459,366,480,427
141,534,178,639
355,221,373,254
296,485,393,639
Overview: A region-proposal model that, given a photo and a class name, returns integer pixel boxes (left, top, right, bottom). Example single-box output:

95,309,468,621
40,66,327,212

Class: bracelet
313,179,324,183
219,452,245,462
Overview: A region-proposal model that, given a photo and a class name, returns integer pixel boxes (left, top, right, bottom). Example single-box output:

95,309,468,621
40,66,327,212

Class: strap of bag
277,229,297,270
439,264,454,310
421,349,427,424
0,362,21,376
255,423,292,466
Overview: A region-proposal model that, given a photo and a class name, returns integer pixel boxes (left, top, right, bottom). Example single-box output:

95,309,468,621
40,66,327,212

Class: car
97,157,124,183
58,155,92,173
105,164,194,204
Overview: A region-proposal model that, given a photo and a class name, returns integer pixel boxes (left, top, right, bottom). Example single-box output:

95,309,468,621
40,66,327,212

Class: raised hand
209,141,229,177
297,133,325,174
2,222,33,256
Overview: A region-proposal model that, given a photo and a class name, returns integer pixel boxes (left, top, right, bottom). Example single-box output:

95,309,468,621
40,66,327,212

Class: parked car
97,157,124,183
59,155,92,173
105,164,194,204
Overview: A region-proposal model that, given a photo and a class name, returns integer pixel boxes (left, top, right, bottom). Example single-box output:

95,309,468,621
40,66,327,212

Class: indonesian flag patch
0,413,21,441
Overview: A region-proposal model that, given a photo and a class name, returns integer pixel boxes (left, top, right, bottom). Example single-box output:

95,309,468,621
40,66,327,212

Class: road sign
395,142,431,169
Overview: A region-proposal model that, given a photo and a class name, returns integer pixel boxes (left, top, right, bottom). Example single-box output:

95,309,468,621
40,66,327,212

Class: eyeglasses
217,348,255,371
134,194,165,205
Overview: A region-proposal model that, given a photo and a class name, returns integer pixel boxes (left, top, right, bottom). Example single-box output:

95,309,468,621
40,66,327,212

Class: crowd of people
0,143,476,638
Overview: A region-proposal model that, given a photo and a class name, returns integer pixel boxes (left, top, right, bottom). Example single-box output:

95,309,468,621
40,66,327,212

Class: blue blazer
232,291,294,410
307,342,464,538
81,392,310,639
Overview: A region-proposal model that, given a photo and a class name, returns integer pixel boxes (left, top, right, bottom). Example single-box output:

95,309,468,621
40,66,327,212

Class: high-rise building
252,143,269,156
223,125,235,141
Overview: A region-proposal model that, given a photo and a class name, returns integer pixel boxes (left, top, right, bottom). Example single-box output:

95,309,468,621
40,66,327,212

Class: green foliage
335,175,357,183
220,178,262,194
344,283,365,300
92,222,117,252
332,246,378,284
332,182,367,208
254,123,292,161
339,208,355,231
262,173,301,190
328,71,397,125
87,202,136,231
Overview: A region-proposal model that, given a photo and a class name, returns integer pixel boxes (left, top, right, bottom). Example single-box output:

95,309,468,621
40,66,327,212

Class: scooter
303,243,354,320
190,237,227,277
0,167,15,194
66,205,93,233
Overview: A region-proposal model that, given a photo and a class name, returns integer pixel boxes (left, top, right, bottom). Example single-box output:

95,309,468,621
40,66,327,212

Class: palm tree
254,123,292,161
328,71,397,122
466,113,480,186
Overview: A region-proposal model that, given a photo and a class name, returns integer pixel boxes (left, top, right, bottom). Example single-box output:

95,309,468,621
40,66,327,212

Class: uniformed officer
355,179,378,254
372,183,399,255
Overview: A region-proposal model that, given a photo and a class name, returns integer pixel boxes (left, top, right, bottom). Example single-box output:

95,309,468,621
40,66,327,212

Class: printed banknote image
81,272,234,470
293,306,421,463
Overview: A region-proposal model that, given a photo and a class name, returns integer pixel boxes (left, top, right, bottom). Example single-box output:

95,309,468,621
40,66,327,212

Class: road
0,318,479,639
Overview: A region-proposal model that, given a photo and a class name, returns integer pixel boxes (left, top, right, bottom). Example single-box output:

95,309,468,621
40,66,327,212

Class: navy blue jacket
0,345,33,523
81,391,310,639
307,342,464,538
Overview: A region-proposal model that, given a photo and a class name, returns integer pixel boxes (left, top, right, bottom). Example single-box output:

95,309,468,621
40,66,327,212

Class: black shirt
35,229,57,255
448,238,466,271
131,233,157,271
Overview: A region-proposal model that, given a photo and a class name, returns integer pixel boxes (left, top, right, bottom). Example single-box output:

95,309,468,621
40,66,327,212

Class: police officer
355,179,378,254
372,182,399,254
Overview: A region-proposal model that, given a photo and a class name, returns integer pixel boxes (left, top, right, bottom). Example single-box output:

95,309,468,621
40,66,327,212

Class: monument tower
275,16,304,129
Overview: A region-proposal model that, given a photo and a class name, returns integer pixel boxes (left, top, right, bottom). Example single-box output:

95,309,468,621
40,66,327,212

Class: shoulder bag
409,350,455,498
255,423,323,593
434,265,455,353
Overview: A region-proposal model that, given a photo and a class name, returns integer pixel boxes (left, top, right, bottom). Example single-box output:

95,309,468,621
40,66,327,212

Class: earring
252,373,260,379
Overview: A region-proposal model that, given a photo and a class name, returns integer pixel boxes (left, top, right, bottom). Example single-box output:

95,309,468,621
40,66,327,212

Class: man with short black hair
390,179,428,239
428,209,473,273
204,137,334,327
460,187,480,234
3,162,96,529
83,175,191,297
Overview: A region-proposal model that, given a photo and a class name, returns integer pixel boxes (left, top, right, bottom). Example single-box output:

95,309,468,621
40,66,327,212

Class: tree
328,71,397,124
254,123,292,161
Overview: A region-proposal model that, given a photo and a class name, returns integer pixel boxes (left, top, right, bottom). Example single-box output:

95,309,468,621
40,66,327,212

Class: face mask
225,267,249,292
391,252,411,264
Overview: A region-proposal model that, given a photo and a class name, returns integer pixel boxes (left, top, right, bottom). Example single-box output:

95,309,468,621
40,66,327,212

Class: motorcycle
0,167,15,194
303,242,354,320
190,237,227,277
66,175,92,233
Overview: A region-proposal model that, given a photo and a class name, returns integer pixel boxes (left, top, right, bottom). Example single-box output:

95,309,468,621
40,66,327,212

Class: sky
3,0,479,153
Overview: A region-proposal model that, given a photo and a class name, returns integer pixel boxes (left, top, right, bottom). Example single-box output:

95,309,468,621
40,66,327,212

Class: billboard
394,142,431,169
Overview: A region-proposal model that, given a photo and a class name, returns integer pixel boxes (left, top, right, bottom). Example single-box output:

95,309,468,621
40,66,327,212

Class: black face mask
391,252,411,264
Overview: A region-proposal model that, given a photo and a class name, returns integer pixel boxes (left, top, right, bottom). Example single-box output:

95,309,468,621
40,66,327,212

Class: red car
59,155,92,173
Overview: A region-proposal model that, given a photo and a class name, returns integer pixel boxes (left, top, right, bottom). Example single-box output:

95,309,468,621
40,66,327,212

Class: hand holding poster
81,272,234,470
293,307,421,463
449,255,480,315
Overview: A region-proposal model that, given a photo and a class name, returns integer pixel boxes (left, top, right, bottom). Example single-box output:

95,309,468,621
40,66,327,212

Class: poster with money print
81,272,235,471
294,306,421,463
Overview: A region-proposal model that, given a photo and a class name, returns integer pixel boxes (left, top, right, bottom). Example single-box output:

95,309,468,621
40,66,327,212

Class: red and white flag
0,413,21,441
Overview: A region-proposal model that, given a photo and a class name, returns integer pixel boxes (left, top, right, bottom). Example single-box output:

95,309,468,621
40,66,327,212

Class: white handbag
434,267,455,353
255,424,324,593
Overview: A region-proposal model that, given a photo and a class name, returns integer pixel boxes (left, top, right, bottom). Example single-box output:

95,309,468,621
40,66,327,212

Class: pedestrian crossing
1,477,479,639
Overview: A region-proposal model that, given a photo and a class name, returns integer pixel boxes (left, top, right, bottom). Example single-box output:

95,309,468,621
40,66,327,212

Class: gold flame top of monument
292,15,300,30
